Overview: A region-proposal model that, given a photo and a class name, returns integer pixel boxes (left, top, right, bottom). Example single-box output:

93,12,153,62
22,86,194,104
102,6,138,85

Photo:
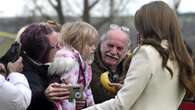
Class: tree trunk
83,0,90,23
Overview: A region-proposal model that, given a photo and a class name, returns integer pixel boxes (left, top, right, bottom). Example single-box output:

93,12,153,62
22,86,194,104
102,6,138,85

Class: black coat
22,56,54,110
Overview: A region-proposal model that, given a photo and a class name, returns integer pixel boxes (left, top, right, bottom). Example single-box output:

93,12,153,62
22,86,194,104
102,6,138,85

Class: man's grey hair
100,31,131,51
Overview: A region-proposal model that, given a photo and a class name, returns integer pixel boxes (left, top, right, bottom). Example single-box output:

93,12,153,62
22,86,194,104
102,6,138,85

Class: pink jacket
50,47,94,110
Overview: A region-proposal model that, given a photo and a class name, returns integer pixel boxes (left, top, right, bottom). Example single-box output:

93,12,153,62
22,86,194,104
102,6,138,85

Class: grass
0,31,15,39
0,31,15,57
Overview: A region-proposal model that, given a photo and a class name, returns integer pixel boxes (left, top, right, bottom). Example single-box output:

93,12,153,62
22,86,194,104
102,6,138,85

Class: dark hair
135,1,195,96
20,23,54,63
184,40,193,57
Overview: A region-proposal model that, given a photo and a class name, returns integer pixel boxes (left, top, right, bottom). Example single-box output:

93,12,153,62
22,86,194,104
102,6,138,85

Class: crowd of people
0,1,195,110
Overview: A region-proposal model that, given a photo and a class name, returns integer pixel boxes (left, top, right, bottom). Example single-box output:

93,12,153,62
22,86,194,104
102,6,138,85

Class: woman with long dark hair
83,1,195,110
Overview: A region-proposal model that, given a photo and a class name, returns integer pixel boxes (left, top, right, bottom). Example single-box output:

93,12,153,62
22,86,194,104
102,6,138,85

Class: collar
161,40,168,50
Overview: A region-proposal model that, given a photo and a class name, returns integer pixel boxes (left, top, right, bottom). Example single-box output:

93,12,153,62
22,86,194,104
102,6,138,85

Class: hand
0,63,7,77
7,57,23,73
109,82,123,91
76,99,86,110
45,83,70,101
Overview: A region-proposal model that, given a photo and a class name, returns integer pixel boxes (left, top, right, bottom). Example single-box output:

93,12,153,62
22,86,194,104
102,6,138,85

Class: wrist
0,64,8,77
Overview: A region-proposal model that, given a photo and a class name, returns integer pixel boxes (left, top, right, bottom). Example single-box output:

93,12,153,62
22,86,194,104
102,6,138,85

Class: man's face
100,30,129,69
48,32,59,62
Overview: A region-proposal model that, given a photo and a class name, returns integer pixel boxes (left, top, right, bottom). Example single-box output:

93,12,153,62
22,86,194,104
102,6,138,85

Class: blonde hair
46,20,61,32
60,21,99,60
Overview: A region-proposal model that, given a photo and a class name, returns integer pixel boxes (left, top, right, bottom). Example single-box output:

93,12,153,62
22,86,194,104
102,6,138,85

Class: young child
48,21,99,110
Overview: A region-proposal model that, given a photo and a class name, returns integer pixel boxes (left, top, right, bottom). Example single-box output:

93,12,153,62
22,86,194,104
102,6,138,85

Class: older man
91,25,132,104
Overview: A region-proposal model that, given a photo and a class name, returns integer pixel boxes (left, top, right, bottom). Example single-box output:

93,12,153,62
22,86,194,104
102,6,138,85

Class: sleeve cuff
7,72,29,86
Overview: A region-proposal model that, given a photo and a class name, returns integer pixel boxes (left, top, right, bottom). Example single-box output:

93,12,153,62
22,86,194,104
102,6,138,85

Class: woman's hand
7,57,23,73
45,83,70,101
76,99,86,110
109,82,123,91
0,63,7,77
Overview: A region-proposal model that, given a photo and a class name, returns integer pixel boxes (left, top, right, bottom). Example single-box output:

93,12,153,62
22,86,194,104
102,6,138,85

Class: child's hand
76,99,86,110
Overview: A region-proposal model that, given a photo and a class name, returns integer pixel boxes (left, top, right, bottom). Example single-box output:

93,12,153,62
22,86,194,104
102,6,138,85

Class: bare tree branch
174,0,181,14
117,0,129,13
94,0,115,29
89,0,100,9
48,0,57,9
174,0,181,9
30,0,131,29
32,0,52,20
83,0,90,22
94,16,114,29
48,0,65,24
64,0,80,16
83,0,100,23
93,0,130,29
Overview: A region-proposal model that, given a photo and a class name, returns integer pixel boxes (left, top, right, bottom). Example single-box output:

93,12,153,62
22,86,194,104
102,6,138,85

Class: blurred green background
0,32,15,56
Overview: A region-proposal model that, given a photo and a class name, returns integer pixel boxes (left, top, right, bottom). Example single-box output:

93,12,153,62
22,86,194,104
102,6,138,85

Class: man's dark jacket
91,45,132,104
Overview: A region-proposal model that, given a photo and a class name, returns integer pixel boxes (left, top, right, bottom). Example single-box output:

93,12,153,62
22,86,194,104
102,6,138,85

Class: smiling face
100,30,129,70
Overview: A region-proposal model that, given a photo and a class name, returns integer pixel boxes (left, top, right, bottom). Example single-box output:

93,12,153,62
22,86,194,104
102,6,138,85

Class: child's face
83,43,96,64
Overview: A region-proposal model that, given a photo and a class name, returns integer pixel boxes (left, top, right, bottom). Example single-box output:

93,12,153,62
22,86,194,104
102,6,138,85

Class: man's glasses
109,24,130,33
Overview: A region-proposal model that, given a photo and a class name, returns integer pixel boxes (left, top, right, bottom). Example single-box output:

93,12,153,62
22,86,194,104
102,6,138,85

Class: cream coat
84,45,185,110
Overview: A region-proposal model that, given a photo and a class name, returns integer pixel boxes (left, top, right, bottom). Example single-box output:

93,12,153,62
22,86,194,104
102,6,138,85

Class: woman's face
48,32,60,62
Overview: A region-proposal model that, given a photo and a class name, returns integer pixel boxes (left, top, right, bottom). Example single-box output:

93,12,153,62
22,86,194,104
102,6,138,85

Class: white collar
161,40,168,50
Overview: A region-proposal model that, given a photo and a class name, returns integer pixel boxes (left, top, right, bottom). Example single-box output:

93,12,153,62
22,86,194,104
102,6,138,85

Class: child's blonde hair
60,21,99,60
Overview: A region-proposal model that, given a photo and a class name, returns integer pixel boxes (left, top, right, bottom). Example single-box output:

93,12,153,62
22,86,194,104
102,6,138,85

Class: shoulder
136,45,159,55
56,48,75,58
133,45,160,61
48,48,80,77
